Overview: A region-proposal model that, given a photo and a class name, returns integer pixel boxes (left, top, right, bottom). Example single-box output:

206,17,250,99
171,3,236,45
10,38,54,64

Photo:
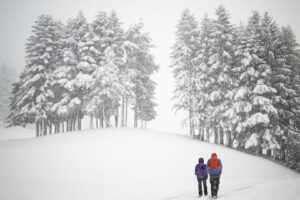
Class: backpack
209,158,220,169
196,164,207,178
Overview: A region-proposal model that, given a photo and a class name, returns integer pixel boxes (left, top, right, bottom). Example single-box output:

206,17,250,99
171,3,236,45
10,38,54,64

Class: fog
1,0,300,134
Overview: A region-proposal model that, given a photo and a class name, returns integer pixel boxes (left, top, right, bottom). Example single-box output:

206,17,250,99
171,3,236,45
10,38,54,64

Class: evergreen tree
226,11,261,149
52,11,96,132
170,9,201,137
126,22,158,128
89,47,123,127
89,11,125,127
207,5,236,144
7,15,62,136
171,5,300,172
251,12,280,154
194,14,214,141
274,25,300,167
0,63,17,126
138,77,157,128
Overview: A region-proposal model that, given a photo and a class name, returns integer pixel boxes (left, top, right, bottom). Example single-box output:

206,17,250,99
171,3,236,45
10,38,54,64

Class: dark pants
197,177,207,196
209,174,220,197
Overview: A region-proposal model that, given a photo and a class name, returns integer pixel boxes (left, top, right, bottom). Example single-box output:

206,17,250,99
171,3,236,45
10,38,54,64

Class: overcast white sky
1,0,300,134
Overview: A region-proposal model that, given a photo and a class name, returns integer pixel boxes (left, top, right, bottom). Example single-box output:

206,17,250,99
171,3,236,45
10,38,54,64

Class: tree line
7,11,158,136
171,5,300,171
0,63,18,126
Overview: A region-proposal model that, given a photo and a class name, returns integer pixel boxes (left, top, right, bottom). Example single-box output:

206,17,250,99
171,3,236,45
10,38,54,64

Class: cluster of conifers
7,11,158,136
171,6,300,171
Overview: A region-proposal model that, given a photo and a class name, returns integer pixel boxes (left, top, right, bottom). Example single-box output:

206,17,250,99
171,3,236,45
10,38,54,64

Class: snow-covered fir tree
7,15,62,136
137,77,157,128
89,11,125,127
52,11,96,132
170,8,201,137
171,6,300,171
227,12,279,154
8,10,158,134
0,63,18,126
88,11,110,128
274,25,300,168
194,14,214,141
206,5,236,144
282,26,300,171
248,12,280,154
126,22,158,128
88,47,123,127
227,11,262,150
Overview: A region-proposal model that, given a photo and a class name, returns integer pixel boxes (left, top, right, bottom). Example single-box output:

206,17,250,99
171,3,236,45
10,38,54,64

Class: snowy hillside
0,126,35,141
0,128,299,200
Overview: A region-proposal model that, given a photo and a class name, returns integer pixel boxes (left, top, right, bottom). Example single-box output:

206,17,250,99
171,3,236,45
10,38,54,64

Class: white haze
1,0,300,134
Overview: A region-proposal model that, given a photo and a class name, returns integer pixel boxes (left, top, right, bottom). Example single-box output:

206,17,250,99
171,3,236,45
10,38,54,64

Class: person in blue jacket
195,157,208,197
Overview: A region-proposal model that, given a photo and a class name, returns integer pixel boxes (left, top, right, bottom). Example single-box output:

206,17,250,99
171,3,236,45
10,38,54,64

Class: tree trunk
68,118,71,131
55,123,58,133
121,97,125,127
90,115,94,129
40,119,43,136
63,120,65,132
189,108,194,137
134,106,138,128
125,98,128,127
256,130,263,155
57,122,60,133
220,126,224,145
205,127,209,142
36,122,39,137
226,130,231,147
66,119,69,132
55,123,57,134
43,119,47,136
67,118,71,131
198,119,204,141
105,117,111,127
103,107,111,127
69,118,72,131
115,115,118,127
78,110,82,131
75,111,78,130
214,126,218,144
78,117,81,130
115,106,119,127
72,118,76,131
95,117,98,128
200,126,204,141
100,112,104,128
70,118,73,131
49,123,52,135
267,149,271,157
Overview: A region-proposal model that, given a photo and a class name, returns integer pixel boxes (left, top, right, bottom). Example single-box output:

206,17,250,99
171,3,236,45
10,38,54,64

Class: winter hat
211,153,217,158
198,157,204,164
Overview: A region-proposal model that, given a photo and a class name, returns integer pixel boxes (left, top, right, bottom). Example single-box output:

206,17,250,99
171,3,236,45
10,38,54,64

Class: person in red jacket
207,153,223,199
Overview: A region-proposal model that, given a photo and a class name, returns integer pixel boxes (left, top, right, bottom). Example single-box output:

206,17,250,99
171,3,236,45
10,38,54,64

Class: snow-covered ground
0,127,299,200
0,126,35,141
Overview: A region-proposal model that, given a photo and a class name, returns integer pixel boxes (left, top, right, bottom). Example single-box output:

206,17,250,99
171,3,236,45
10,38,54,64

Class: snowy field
0,127,299,200
0,126,35,141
